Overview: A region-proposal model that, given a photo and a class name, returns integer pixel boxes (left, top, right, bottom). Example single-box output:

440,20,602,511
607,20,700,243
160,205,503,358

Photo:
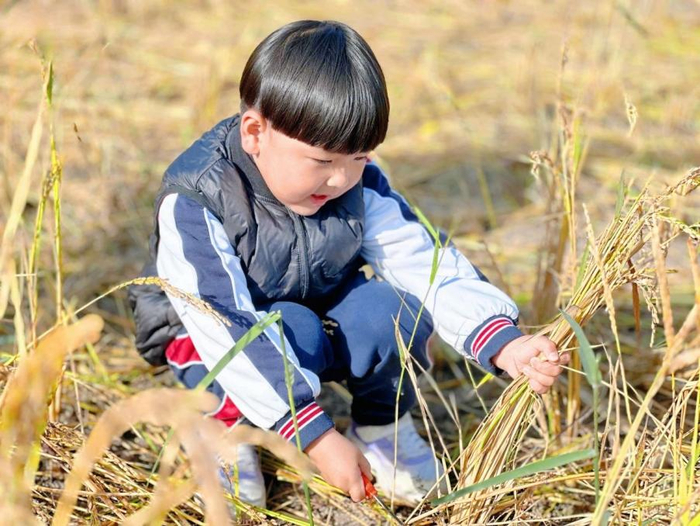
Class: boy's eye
312,156,368,164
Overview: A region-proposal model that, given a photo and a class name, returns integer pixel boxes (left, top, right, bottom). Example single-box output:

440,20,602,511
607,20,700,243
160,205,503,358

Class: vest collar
226,114,279,202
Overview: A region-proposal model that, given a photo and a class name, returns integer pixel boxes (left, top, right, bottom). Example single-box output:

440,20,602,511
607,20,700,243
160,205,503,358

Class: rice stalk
26,276,230,356
583,203,633,427
529,99,588,445
49,337,315,525
45,59,67,423
395,326,453,501
122,434,194,526
0,314,104,516
447,168,699,524
674,372,700,524
34,421,202,524
391,208,446,508
127,424,315,526
653,212,676,349
51,388,229,526
122,477,197,526
9,260,27,358
560,310,602,501
28,131,53,338
590,228,700,524
679,376,700,524
51,387,313,525
0,78,45,320
687,236,700,337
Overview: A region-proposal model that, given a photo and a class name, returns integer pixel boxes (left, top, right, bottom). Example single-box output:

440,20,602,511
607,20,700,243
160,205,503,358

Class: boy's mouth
310,194,329,204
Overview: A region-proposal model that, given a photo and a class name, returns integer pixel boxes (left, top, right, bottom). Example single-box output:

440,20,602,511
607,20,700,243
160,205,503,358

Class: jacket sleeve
360,162,523,374
156,193,333,448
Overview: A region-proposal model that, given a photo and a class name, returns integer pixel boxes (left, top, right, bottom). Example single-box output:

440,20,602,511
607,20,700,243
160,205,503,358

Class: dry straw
0,314,104,517
51,388,314,526
2,14,700,523
448,167,700,524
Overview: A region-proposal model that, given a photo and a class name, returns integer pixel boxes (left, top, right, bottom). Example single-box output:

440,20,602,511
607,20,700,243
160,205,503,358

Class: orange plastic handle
361,473,377,499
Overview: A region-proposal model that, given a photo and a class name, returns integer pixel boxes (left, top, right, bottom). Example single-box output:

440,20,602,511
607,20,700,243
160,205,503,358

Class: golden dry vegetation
1,1,699,524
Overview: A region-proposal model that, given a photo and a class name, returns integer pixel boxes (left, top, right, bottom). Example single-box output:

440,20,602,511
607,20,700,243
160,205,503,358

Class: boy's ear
240,109,267,155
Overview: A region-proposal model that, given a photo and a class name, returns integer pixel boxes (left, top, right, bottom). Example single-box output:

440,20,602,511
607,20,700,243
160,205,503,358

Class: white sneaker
218,444,266,509
345,412,446,504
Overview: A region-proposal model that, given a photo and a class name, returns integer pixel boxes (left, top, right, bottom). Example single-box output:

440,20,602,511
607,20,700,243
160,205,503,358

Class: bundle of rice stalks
447,167,700,524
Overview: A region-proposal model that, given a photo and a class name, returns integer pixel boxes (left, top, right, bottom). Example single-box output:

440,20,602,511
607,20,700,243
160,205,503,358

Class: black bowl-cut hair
239,20,389,154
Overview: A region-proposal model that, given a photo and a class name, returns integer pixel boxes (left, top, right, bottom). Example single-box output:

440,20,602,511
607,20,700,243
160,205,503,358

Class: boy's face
240,110,370,216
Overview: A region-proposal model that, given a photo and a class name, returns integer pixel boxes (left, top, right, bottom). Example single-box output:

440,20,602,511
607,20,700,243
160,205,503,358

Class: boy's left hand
491,335,570,394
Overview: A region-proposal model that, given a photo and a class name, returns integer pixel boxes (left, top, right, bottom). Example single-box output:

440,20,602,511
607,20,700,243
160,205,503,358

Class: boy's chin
286,202,323,216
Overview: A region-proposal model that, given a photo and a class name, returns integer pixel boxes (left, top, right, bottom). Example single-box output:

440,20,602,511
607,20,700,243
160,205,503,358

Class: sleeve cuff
463,314,524,375
273,401,334,451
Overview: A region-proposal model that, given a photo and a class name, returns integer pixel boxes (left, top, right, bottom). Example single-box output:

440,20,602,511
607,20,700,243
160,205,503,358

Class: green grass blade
429,241,440,285
476,372,494,388
560,309,602,388
410,205,442,283
150,311,282,480
195,311,280,392
45,61,54,106
413,205,442,247
431,449,596,505
560,309,603,501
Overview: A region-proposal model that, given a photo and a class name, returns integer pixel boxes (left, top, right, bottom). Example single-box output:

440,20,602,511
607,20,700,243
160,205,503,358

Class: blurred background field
1,1,699,524
2,0,698,303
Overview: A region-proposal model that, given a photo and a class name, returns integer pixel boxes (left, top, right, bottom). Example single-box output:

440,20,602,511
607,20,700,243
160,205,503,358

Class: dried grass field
1,1,699,524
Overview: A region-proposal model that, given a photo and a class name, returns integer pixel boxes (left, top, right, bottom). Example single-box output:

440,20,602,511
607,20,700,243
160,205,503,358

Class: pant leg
166,302,334,427
323,272,434,426
257,300,335,376
165,333,243,427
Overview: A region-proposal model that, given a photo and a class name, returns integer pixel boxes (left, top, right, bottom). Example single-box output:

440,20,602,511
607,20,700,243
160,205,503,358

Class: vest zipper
289,213,310,299
254,194,310,299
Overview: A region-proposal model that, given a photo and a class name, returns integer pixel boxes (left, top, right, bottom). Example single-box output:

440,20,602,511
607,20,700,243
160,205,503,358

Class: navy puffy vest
128,115,365,365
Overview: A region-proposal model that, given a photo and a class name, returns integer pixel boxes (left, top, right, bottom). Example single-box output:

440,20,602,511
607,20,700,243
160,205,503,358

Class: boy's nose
327,168,349,188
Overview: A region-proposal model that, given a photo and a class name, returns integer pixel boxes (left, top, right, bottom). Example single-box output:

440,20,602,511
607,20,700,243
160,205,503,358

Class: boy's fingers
560,352,571,365
545,352,560,363
523,365,555,389
528,377,549,394
529,357,562,377
538,338,559,362
349,485,365,502
348,469,366,502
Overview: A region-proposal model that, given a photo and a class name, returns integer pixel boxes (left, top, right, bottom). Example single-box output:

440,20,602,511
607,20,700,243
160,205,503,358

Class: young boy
128,20,569,507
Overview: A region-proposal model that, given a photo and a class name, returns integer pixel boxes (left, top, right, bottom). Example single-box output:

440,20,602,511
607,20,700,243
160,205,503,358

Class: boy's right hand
305,428,372,502
491,334,569,394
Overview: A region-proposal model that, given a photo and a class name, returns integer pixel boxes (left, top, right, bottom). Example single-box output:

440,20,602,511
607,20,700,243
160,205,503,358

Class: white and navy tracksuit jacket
129,115,523,449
